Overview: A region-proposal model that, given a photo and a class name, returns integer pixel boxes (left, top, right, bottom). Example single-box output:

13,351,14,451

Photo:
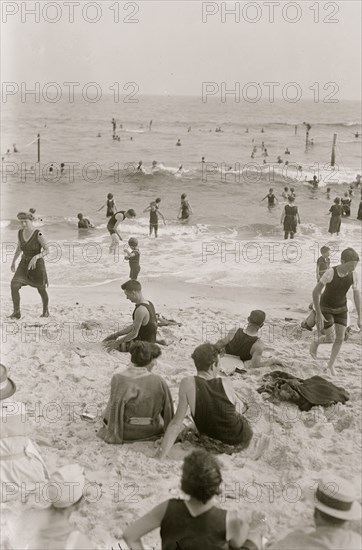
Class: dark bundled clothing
257,371,349,411
160,499,227,550
12,229,48,288
225,329,258,361
192,377,253,447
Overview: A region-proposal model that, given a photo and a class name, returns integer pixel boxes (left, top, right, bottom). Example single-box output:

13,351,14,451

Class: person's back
103,371,173,441
320,266,353,310
78,218,90,229
107,210,125,232
192,376,252,446
225,328,259,361
160,498,227,550
133,301,157,342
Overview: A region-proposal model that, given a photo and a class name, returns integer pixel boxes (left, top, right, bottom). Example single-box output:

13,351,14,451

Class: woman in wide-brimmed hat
9,211,49,319
0,364,49,499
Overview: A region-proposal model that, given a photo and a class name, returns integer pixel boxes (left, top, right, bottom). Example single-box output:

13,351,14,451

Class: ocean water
1,95,361,294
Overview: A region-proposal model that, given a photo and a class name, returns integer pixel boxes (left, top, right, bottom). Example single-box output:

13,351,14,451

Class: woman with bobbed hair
98,341,174,444
123,449,260,550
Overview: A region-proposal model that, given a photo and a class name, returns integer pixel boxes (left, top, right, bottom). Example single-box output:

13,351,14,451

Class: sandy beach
1,278,361,549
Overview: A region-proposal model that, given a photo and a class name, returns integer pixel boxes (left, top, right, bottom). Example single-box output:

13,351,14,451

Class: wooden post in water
37,134,40,162
331,133,337,167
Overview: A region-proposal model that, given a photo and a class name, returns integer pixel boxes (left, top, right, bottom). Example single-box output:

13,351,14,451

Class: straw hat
0,364,16,400
313,476,361,521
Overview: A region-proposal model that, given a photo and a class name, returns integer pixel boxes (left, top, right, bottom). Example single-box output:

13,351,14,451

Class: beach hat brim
0,378,16,400
309,488,362,520
314,499,361,521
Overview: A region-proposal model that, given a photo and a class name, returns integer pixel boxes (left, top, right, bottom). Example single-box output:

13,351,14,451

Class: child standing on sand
124,237,141,280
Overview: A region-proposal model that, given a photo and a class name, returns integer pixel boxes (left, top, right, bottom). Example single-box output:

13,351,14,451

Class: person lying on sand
98,342,174,444
123,449,262,550
157,343,253,459
102,280,158,352
269,476,361,550
214,310,279,368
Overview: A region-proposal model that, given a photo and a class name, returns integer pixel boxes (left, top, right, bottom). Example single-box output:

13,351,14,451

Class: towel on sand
257,370,349,411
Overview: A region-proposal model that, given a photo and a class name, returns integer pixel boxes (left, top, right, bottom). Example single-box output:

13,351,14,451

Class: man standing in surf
310,248,360,376
107,209,136,253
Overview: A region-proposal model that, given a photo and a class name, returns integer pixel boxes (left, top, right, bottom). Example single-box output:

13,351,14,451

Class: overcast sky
1,0,361,99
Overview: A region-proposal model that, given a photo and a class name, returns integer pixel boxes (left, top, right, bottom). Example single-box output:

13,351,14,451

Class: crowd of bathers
3,201,361,548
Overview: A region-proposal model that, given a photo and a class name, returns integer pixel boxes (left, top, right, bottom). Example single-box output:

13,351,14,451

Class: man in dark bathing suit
157,343,253,459
214,310,278,368
310,248,360,376
102,280,158,352
107,209,136,253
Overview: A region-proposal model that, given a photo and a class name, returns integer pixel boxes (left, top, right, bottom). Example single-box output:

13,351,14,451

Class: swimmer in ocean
77,213,94,229
176,139,182,146
262,188,278,209
178,193,193,221
177,165,184,175
137,161,143,171
281,187,289,199
326,187,331,199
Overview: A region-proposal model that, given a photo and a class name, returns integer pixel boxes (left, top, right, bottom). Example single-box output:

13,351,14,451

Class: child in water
98,193,117,218
124,237,140,280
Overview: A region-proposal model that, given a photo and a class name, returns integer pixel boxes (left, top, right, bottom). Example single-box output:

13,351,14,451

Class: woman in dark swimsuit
10,212,49,319
341,192,352,217
97,193,117,217
328,197,343,235
178,193,193,221
280,195,300,239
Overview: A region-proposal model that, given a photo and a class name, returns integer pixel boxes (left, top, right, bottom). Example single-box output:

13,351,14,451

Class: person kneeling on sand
98,341,174,444
0,364,49,502
157,343,253,459
269,476,361,550
102,280,158,352
123,449,262,550
214,310,278,368
8,464,96,549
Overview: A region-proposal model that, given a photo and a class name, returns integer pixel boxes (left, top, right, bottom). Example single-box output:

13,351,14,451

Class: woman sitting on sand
10,211,49,319
328,197,343,235
98,342,174,444
123,449,261,550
